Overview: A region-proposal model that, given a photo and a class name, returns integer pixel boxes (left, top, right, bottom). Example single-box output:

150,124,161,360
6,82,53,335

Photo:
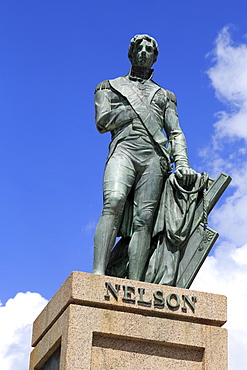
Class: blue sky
1,1,247,369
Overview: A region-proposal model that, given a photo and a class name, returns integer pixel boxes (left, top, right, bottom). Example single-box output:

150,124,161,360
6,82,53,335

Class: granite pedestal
29,271,227,369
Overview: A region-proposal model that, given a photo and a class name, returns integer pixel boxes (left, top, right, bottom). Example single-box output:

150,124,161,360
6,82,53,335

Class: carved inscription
104,282,197,313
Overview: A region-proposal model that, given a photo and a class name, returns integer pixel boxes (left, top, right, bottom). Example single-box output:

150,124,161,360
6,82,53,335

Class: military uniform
93,74,191,280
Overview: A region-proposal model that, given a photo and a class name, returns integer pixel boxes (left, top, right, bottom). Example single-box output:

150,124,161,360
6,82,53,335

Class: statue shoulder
151,81,177,105
94,80,111,93
95,76,126,93
163,89,177,105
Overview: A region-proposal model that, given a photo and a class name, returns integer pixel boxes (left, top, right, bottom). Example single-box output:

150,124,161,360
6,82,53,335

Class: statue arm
94,82,137,133
164,94,190,169
164,92,196,185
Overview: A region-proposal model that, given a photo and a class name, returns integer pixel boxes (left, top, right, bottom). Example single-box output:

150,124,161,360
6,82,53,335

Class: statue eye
146,46,152,52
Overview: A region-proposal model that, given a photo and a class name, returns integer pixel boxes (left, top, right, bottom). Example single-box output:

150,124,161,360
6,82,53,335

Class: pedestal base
29,272,227,369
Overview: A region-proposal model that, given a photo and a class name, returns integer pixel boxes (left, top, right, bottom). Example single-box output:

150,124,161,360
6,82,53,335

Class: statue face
132,39,155,68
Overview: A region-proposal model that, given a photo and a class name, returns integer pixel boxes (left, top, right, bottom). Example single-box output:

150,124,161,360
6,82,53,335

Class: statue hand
175,167,197,187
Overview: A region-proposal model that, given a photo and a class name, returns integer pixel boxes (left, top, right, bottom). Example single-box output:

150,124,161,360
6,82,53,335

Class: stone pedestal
29,271,227,370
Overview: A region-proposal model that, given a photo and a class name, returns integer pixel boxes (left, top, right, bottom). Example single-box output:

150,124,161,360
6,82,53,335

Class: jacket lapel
110,77,161,137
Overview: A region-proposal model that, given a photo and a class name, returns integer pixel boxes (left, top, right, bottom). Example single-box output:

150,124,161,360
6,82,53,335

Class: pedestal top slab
32,271,226,347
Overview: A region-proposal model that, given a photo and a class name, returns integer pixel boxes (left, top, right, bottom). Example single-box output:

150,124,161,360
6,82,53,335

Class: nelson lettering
104,282,197,313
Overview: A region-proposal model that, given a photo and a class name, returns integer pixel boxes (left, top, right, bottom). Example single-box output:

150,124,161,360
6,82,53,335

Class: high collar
128,65,154,82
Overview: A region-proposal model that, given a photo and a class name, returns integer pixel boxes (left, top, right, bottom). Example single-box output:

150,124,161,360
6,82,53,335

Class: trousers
102,136,165,232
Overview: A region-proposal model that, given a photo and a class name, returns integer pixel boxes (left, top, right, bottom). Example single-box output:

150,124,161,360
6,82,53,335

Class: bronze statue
93,34,231,287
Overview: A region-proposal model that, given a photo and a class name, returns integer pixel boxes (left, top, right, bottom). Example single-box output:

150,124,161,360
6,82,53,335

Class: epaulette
166,90,177,105
94,80,111,93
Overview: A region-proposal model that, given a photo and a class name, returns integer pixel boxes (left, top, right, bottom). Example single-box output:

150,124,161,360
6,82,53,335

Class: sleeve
164,90,190,169
94,80,137,133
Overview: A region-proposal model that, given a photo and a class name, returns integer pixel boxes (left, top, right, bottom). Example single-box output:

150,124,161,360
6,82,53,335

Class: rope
173,172,209,195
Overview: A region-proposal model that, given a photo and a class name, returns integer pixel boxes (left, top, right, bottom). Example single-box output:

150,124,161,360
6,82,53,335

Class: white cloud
82,219,97,233
207,26,247,106
194,26,247,370
0,292,48,370
192,243,247,370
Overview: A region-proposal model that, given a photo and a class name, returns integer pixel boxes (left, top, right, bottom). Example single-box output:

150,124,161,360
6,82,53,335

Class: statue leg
93,155,135,275
93,209,123,275
128,156,164,281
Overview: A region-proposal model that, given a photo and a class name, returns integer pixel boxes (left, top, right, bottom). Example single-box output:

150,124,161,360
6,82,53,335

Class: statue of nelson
93,34,197,282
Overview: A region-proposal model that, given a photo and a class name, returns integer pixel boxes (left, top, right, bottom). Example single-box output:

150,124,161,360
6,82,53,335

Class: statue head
128,34,159,68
